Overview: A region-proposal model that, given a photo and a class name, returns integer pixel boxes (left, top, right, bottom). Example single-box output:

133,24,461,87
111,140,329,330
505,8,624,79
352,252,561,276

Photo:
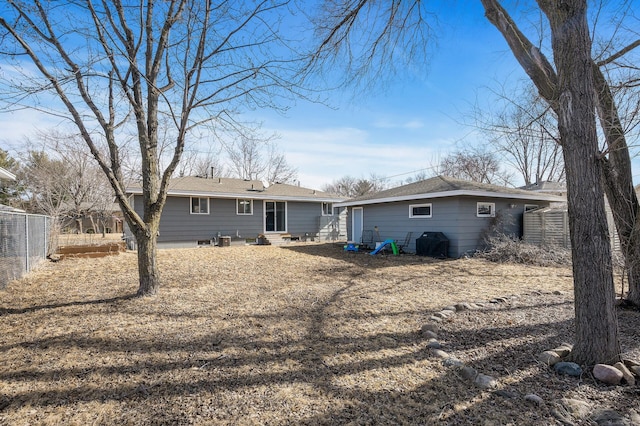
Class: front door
264,201,287,232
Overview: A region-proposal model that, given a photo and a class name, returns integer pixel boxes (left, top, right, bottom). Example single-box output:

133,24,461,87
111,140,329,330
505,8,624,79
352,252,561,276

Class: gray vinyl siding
348,196,549,257
138,196,264,243
283,201,321,235
131,195,335,246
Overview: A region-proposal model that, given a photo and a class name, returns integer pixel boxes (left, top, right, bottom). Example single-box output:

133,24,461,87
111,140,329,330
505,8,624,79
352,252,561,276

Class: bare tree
473,85,565,185
0,149,21,206
322,173,388,197
224,136,298,183
17,149,69,218
0,1,309,296
312,0,622,364
438,147,513,186
481,0,620,365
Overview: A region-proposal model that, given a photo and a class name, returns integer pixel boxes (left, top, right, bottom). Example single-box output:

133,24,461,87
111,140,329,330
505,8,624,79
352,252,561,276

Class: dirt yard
1,243,638,425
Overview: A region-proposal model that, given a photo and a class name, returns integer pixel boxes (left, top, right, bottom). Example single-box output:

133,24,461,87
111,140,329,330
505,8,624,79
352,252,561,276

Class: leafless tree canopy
438,147,513,186
472,85,565,185
322,173,389,197
0,0,312,295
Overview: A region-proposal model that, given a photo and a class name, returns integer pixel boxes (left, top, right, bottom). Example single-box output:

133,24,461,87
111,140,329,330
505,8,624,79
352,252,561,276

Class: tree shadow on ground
5,279,634,425
0,293,137,316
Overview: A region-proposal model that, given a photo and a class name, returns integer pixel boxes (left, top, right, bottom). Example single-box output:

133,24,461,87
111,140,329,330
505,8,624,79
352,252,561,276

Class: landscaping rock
524,394,544,405
593,364,623,385
473,373,497,389
442,357,464,368
459,366,478,381
432,349,449,359
427,339,442,349
422,330,438,339
430,315,443,322
421,323,439,334
592,409,627,426
612,361,635,386
538,350,562,366
629,365,640,377
554,361,582,377
552,346,572,357
454,303,472,311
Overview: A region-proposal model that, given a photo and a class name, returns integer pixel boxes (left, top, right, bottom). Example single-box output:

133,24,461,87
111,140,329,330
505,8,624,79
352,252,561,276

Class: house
334,175,565,258
125,176,346,248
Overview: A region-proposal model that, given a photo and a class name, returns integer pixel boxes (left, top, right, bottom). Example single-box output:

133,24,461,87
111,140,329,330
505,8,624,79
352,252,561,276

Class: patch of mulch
0,243,638,425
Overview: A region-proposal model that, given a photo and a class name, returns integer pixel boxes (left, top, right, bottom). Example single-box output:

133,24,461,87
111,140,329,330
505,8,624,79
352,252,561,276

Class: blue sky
256,3,532,189
1,2,638,191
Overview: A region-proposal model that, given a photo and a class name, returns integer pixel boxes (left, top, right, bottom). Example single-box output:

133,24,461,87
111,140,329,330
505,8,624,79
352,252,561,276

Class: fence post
25,213,29,272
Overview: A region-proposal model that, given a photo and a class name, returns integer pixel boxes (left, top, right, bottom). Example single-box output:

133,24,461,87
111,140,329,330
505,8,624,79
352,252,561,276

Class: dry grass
1,243,638,425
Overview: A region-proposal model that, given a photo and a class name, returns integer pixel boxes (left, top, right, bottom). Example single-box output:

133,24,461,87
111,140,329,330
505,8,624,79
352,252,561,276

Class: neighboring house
335,175,564,258
125,176,346,248
59,202,124,234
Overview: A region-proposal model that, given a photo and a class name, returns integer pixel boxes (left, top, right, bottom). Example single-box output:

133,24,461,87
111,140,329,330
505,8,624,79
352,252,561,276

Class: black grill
415,232,449,258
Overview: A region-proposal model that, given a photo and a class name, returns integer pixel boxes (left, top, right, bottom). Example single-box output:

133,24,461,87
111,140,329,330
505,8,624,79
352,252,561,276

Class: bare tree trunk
134,225,160,297
540,0,620,365
592,65,640,307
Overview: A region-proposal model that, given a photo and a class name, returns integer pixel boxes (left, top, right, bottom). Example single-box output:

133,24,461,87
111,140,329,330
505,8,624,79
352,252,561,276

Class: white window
321,202,333,216
237,199,253,215
524,204,539,212
409,203,432,218
476,202,495,218
191,197,209,214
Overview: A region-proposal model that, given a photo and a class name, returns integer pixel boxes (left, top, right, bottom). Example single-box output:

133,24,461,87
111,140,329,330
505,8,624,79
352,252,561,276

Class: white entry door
352,207,363,243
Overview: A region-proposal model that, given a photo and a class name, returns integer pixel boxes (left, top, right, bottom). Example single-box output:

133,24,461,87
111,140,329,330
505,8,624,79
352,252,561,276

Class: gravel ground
0,242,638,425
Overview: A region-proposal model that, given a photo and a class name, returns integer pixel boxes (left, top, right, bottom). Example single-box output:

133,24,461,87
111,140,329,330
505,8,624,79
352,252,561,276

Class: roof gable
336,175,565,207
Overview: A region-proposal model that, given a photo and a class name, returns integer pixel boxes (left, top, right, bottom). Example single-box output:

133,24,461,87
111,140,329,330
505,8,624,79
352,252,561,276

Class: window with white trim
524,204,539,212
190,197,209,214
476,202,495,217
321,202,334,216
409,203,432,218
237,199,253,215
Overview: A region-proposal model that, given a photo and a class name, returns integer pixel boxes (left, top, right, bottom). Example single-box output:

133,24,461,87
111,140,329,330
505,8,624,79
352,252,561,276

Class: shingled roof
126,176,344,202
336,175,565,207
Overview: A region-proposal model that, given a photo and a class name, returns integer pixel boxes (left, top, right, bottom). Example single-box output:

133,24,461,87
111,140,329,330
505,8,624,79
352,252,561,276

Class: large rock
473,373,497,389
538,350,562,366
554,361,582,377
593,364,623,385
552,346,572,358
612,361,635,386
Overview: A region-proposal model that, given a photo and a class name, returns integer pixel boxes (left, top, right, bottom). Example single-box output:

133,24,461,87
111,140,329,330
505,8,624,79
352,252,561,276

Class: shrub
475,234,572,267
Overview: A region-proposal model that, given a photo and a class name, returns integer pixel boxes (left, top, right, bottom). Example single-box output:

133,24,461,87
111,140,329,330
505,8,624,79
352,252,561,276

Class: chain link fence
1,211,53,289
